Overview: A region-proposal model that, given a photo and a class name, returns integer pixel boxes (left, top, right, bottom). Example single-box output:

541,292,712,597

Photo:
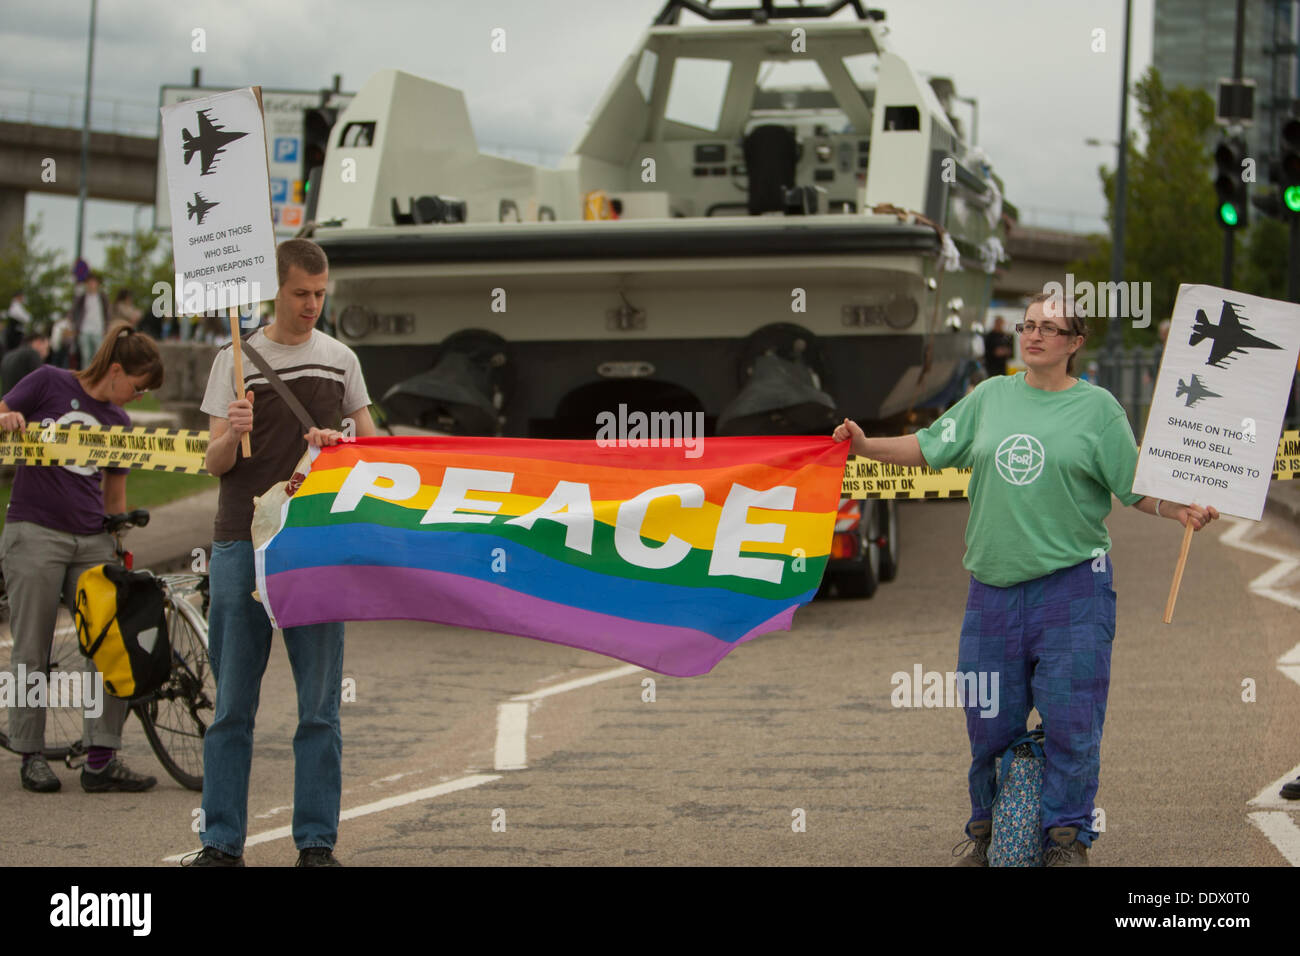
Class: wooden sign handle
1162,519,1195,624
228,306,252,458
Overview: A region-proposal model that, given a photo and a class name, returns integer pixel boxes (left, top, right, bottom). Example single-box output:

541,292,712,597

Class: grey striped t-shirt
201,327,370,541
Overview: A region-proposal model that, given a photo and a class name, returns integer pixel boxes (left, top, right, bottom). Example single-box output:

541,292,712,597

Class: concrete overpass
0,120,157,247
996,224,1103,301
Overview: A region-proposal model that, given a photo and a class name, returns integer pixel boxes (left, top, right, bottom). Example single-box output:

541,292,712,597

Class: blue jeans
200,540,344,855
958,555,1115,848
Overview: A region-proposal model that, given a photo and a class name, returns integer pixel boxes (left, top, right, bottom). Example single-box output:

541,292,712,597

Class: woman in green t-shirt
833,291,1218,867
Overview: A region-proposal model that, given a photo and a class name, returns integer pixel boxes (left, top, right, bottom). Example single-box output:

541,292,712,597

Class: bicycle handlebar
104,509,150,534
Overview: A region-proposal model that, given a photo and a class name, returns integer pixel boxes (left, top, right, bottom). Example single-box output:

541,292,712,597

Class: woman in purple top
0,321,164,794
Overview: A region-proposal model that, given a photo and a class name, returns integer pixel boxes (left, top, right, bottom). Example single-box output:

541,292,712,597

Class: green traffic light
1219,202,1239,226
1285,185,1300,213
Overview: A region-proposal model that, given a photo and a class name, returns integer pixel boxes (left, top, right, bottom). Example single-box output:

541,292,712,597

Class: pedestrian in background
834,290,1219,866
5,292,32,352
982,315,1014,377
0,331,50,394
111,289,143,330
70,273,109,371
48,316,77,369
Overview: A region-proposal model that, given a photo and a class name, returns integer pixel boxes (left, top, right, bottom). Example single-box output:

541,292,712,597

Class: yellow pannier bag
74,565,171,700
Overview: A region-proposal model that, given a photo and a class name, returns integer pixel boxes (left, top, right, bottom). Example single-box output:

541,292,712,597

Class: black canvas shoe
181,847,245,867
1280,777,1300,800
295,847,341,867
20,755,61,793
80,757,157,793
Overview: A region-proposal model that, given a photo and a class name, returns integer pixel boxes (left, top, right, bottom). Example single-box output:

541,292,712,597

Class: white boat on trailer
308,0,1011,597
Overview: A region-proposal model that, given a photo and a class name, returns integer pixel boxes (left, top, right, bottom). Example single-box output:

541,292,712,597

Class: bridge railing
0,85,158,137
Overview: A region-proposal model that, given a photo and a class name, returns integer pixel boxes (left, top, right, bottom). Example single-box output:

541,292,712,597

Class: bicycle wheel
0,608,90,761
135,590,213,790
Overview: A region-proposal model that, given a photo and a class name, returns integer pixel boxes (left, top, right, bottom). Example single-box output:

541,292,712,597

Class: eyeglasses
1015,321,1073,338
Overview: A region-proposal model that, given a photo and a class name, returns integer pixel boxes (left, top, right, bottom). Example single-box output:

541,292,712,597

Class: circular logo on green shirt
995,433,1045,485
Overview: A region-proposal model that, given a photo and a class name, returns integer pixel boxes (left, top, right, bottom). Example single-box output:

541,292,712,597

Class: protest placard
160,87,280,456
1136,284,1300,522
1134,284,1300,620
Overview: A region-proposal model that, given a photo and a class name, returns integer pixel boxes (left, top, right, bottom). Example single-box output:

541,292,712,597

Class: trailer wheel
877,498,900,583
835,501,880,599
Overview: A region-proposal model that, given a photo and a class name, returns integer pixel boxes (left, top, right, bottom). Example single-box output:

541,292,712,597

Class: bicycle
0,509,215,790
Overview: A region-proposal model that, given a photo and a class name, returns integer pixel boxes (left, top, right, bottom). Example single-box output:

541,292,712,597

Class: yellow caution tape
3,426,1296,487
841,457,971,499
843,429,1300,498
0,424,209,474
1273,430,1300,481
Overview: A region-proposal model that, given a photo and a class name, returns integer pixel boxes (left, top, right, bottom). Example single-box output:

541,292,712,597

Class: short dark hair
276,239,329,286
22,331,48,346
1026,291,1089,374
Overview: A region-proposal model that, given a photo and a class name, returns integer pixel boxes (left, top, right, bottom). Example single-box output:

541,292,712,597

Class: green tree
1073,66,1295,348
95,226,174,323
1239,217,1287,302
0,217,74,333
1070,67,1222,347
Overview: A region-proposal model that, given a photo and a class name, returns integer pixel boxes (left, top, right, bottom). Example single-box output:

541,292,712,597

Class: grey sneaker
951,819,991,866
20,755,61,793
80,756,157,793
1044,826,1089,866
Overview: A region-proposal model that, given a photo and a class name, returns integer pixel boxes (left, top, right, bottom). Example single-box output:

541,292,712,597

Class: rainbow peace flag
253,436,850,676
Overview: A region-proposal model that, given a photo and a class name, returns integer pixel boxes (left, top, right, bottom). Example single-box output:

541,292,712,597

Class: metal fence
1094,344,1300,436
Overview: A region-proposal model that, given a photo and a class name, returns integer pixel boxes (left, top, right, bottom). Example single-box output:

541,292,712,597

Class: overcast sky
2,0,1156,270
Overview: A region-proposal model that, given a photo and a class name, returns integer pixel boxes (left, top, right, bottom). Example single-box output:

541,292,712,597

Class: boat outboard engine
380,330,510,434
716,323,839,435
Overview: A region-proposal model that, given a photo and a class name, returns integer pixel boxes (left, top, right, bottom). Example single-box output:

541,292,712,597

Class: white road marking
1248,812,1300,866
163,773,501,861
494,702,530,770
491,664,644,771
1248,761,1300,810
1220,517,1300,610
510,664,642,702
162,660,643,861
1219,516,1300,865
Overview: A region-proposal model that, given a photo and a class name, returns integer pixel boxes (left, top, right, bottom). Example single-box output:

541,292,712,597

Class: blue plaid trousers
958,554,1116,848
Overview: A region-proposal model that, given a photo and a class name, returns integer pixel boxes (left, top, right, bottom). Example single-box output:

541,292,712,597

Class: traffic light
1281,117,1300,216
1214,137,1250,229
301,107,338,217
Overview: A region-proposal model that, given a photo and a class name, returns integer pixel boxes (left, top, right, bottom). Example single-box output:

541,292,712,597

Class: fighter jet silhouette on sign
1175,373,1222,408
181,109,248,176
186,192,218,225
1189,300,1283,368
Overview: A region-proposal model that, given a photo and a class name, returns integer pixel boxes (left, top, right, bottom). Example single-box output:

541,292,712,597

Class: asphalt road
2,494,1299,866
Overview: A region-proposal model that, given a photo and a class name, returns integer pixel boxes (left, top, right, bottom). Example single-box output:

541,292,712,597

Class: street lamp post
1108,0,1133,362
74,0,98,267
